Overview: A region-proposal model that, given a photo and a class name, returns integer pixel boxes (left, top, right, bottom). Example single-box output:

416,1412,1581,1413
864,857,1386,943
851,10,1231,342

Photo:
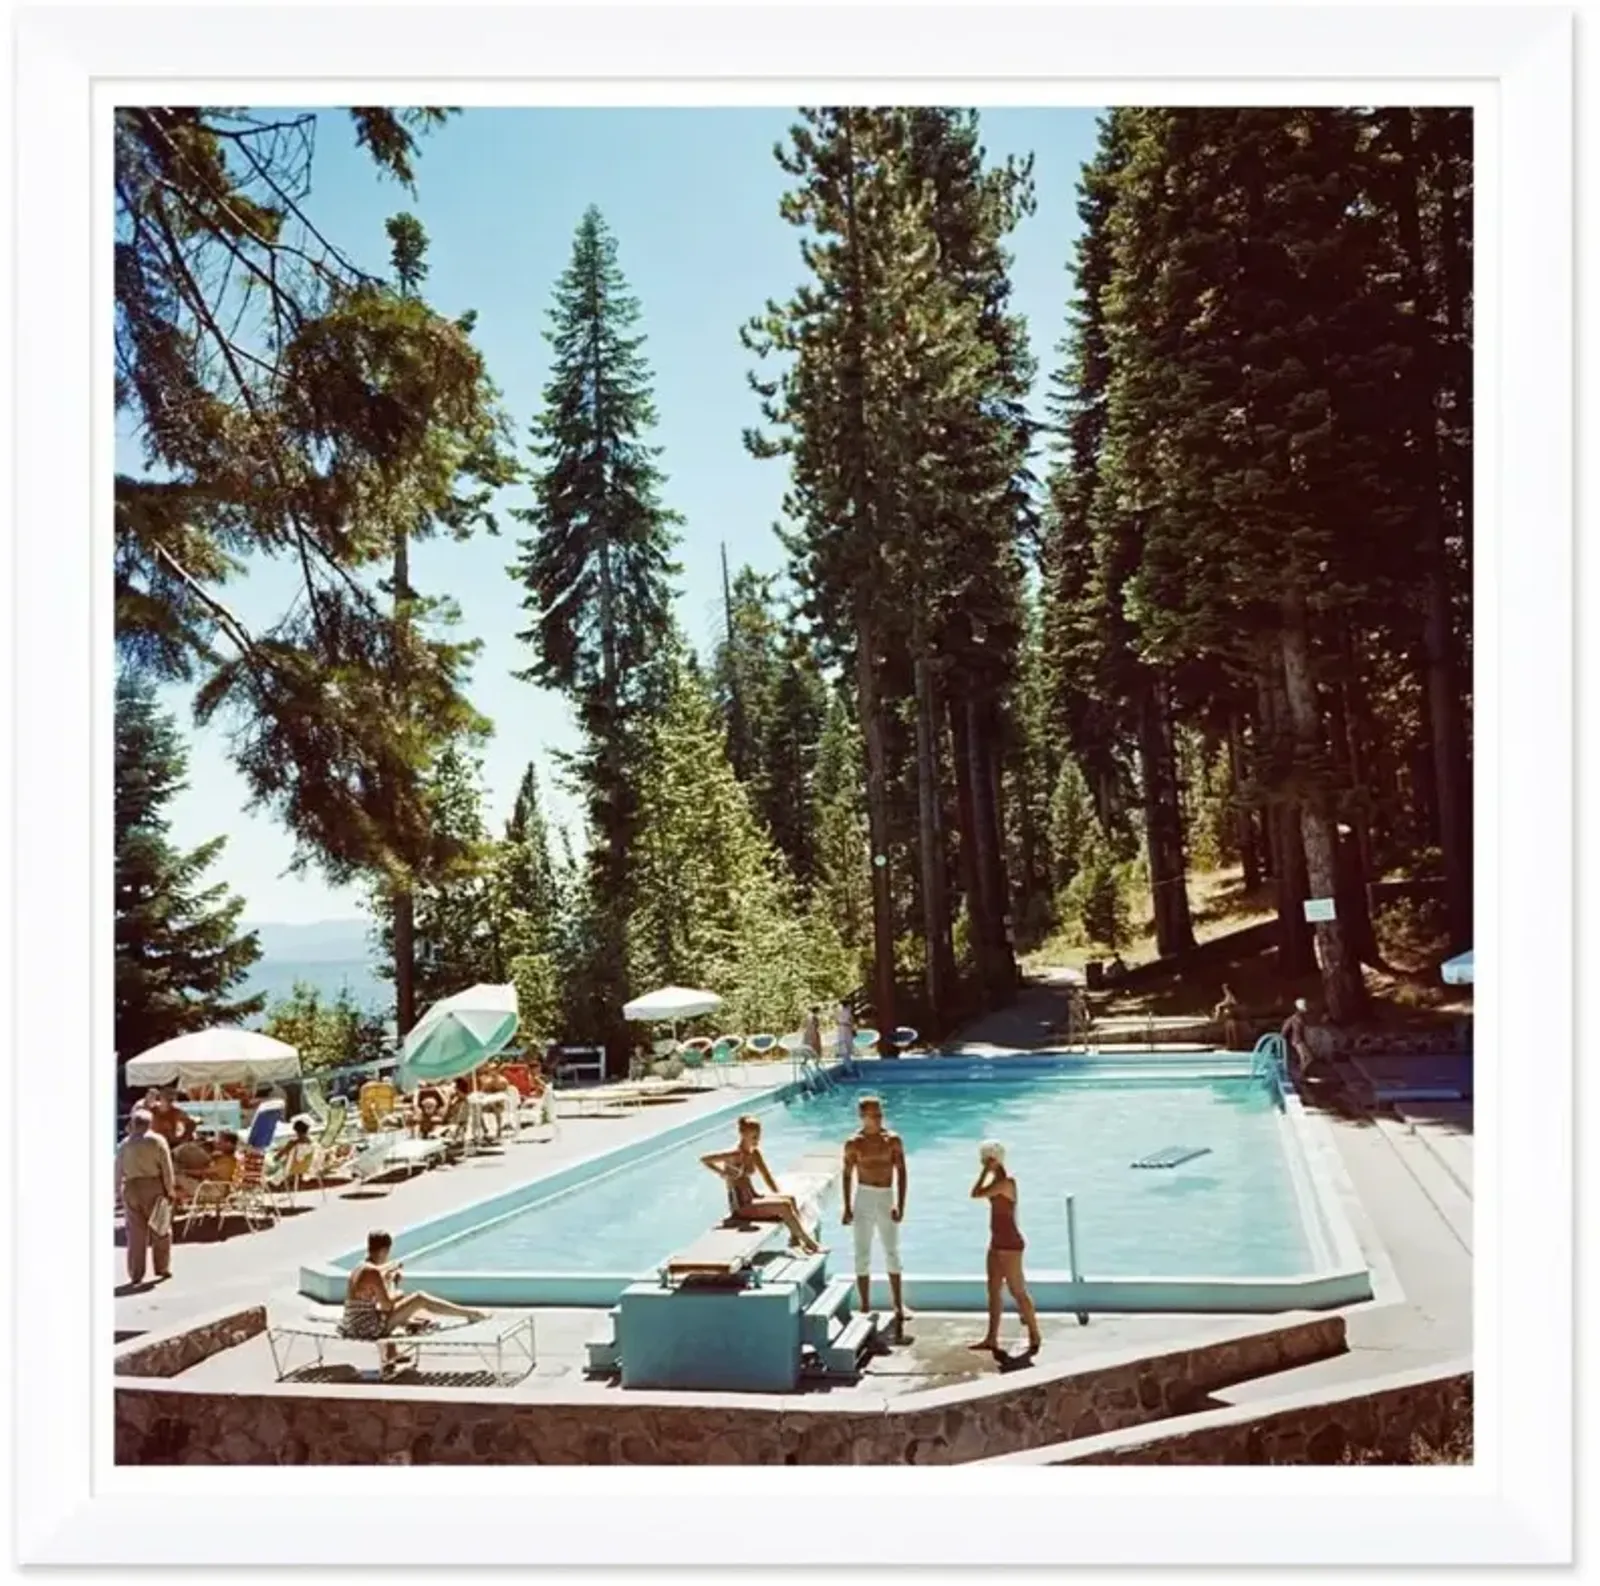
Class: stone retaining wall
113,1305,267,1380
115,1313,1344,1465
988,1362,1472,1465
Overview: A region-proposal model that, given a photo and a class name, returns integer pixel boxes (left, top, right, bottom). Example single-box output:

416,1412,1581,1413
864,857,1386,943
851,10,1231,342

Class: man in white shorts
842,1094,908,1319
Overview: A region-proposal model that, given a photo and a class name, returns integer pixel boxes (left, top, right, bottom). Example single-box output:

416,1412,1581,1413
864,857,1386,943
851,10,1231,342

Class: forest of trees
113,106,1472,1070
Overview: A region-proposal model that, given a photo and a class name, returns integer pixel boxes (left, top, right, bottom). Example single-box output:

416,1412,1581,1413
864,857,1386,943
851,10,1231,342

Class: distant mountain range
239,919,389,1019
244,918,374,962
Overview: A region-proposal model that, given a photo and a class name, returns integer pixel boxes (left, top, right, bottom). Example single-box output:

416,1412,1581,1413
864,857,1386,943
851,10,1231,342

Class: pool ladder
792,1045,837,1095
1251,1032,1290,1090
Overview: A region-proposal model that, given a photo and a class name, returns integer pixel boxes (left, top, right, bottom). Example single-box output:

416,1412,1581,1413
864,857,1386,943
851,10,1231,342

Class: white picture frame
6,1,1571,1569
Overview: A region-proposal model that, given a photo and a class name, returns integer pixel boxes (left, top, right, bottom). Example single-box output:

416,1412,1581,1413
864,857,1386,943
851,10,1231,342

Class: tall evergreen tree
710,565,829,883
811,691,874,987
512,205,680,1062
746,107,1032,1033
628,651,851,1031
1043,110,1195,961
116,108,515,944
1100,108,1422,1019
115,674,264,1059
487,762,564,1040
370,743,496,1011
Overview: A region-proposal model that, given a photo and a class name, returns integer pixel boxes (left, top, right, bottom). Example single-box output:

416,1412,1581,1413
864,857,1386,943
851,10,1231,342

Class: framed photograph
9,1,1571,1570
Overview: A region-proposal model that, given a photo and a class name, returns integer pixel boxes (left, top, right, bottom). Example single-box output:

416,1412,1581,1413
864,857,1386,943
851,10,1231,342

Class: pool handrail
1251,1032,1289,1091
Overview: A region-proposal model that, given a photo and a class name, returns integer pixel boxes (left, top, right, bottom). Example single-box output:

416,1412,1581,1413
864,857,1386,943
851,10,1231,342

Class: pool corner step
584,1307,623,1375
802,1276,858,1347
815,1310,878,1377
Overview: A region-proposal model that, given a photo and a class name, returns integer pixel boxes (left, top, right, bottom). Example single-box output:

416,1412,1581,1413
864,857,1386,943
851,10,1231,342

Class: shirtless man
1281,997,1316,1081
144,1087,196,1148
842,1095,908,1319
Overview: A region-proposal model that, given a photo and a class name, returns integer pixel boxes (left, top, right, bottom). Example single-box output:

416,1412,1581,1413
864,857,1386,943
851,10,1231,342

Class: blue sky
141,106,1102,925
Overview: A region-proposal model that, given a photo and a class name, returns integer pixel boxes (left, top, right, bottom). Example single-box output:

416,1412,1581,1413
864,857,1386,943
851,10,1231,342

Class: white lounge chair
266,1307,537,1383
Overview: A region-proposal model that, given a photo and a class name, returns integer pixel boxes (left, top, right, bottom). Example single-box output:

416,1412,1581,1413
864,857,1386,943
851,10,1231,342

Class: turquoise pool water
411,1076,1314,1280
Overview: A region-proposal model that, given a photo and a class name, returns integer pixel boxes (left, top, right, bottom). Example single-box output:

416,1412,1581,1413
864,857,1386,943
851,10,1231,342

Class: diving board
1131,1145,1213,1170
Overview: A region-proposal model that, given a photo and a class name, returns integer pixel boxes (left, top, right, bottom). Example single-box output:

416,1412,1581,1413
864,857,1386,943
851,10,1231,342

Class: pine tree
115,674,264,1059
487,763,564,1040
710,565,829,884
116,109,515,932
1043,110,1195,961
370,743,496,1011
811,691,874,986
746,107,1032,1033
512,205,681,1059
628,652,850,1031
1101,108,1421,1019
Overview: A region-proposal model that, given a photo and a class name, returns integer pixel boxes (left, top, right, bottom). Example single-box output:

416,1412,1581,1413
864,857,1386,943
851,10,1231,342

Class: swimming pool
302,1053,1373,1314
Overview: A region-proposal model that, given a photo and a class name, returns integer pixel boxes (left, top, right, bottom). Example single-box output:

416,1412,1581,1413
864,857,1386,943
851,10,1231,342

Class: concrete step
1394,1106,1474,1196
817,1310,876,1376
802,1277,857,1346
584,1307,622,1373
1374,1116,1473,1254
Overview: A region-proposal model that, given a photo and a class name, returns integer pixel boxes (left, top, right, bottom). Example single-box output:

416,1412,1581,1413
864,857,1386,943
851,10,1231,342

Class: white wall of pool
301,1053,1374,1314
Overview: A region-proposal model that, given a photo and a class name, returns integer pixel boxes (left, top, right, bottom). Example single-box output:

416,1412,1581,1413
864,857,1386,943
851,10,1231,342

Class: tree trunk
983,708,1018,996
948,692,986,986
970,694,1016,1001
1279,596,1366,1022
1137,676,1196,957
391,529,416,1037
961,692,1006,1003
855,612,898,1037
912,640,953,1030
1256,670,1314,974
1392,109,1472,946
1227,710,1263,890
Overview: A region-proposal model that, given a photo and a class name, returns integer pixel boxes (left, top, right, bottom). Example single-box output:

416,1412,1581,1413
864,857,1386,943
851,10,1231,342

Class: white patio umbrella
1441,950,1474,986
622,985,723,1040
124,1028,300,1093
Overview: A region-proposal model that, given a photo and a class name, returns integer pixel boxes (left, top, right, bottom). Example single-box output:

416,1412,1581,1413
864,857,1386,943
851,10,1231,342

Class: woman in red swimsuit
969,1142,1043,1357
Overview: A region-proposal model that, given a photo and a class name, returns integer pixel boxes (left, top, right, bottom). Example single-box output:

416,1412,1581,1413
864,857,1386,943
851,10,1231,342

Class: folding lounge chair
219,1147,281,1230
266,1307,537,1384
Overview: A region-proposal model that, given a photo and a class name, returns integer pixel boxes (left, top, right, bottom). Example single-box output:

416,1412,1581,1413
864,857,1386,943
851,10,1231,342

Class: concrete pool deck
113,1070,790,1340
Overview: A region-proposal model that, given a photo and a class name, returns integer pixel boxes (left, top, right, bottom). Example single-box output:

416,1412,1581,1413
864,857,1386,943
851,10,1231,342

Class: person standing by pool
117,1107,175,1286
1213,984,1245,1051
701,1117,824,1254
801,1005,823,1059
1282,997,1316,1080
835,1000,856,1063
969,1142,1042,1358
842,1095,908,1319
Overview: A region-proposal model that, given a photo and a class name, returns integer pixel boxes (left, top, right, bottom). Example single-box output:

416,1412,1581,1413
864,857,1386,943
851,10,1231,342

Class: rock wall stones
114,1313,1344,1465
1038,1364,1472,1465
113,1305,267,1380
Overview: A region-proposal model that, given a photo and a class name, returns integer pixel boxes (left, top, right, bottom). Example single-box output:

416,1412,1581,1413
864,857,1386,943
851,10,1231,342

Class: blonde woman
969,1142,1043,1357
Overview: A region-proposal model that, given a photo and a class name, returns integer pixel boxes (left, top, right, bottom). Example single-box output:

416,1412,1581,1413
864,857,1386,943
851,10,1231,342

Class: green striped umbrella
396,983,519,1092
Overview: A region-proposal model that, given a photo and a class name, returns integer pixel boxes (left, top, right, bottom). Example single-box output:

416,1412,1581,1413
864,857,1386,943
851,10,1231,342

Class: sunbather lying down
342,1229,487,1366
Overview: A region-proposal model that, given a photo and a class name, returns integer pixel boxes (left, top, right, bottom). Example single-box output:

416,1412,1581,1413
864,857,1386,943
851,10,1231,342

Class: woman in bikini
342,1230,488,1366
969,1142,1043,1358
700,1116,824,1255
